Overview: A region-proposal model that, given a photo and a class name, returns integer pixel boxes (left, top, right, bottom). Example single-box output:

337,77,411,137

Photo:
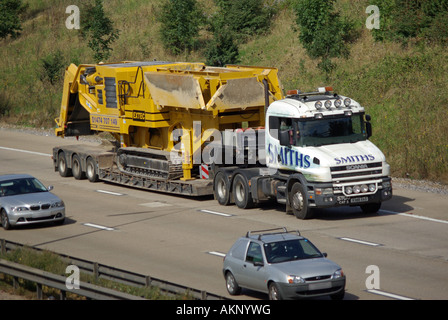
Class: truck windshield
295,113,367,147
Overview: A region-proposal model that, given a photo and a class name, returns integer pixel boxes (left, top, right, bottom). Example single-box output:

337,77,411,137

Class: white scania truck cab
213,87,393,219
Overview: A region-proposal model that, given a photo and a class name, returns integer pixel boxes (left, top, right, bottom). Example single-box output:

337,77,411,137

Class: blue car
223,228,346,300
0,174,65,230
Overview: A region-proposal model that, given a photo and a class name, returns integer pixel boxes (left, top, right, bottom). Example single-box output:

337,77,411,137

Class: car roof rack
246,227,301,240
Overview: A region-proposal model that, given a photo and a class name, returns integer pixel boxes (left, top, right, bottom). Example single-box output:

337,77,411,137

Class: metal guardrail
0,239,228,300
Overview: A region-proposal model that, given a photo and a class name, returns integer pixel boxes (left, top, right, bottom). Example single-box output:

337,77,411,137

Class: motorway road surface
0,127,447,300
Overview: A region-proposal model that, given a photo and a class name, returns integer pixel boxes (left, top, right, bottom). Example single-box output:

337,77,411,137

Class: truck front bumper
308,176,392,208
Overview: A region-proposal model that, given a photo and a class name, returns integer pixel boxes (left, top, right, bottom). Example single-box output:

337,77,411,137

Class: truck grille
330,162,383,181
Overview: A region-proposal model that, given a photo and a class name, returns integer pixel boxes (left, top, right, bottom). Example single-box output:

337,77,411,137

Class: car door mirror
253,261,264,267
47,185,54,191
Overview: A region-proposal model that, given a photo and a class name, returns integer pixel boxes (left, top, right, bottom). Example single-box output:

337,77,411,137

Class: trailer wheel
290,182,313,219
232,174,254,209
86,157,99,182
58,151,72,177
72,154,85,180
214,171,231,205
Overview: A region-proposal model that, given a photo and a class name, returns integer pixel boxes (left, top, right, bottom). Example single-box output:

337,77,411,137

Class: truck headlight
287,275,305,284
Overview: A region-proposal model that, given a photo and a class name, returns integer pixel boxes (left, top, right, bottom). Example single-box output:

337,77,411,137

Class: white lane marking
199,209,233,217
380,209,448,224
339,237,382,247
207,251,226,257
96,189,125,196
0,146,51,157
367,289,415,300
140,202,172,208
83,223,115,231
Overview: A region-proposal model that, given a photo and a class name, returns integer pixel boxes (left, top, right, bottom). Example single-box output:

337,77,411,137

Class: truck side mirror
365,115,372,138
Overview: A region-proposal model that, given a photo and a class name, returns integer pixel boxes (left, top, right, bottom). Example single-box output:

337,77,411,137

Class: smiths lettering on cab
334,154,375,165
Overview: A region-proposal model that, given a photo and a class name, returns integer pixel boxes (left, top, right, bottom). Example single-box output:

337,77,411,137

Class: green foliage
159,0,203,55
370,0,448,45
80,0,120,62
292,0,355,73
0,0,28,39
214,0,274,42
40,50,65,85
205,26,240,66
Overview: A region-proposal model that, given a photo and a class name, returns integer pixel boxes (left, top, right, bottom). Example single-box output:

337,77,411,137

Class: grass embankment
0,246,189,300
0,0,447,183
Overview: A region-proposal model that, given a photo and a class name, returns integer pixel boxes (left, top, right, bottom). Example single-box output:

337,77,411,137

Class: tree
159,0,203,55
80,0,119,62
205,26,240,66
293,0,355,73
0,0,27,39
214,0,273,42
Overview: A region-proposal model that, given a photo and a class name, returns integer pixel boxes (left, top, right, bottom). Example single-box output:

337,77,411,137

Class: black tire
225,272,242,295
290,182,314,219
330,288,345,300
214,171,230,205
1,209,11,230
72,154,85,180
360,202,381,214
58,151,72,177
232,174,254,209
268,282,283,300
86,157,99,182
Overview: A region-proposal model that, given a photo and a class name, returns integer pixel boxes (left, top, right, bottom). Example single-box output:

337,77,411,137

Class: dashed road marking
339,237,382,247
367,289,415,300
83,223,115,231
199,209,233,217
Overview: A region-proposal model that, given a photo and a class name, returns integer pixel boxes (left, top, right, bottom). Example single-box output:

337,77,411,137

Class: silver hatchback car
223,228,346,300
0,174,65,230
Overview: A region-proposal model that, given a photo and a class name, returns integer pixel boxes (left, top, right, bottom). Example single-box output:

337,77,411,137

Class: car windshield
264,239,323,264
295,113,367,147
0,178,48,197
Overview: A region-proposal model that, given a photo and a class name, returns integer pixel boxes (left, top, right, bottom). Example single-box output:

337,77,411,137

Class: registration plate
308,282,331,290
350,196,369,203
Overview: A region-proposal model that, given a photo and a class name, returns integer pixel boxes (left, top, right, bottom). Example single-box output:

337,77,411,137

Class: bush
293,0,355,73
80,0,120,62
159,0,203,55
205,26,240,66
40,50,65,85
0,0,28,39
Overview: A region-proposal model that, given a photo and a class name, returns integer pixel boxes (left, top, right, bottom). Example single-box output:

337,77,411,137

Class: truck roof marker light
287,89,299,96
318,86,333,93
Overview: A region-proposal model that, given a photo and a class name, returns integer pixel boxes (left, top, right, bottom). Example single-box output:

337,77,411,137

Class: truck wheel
86,157,99,182
360,202,381,214
232,174,253,209
58,151,72,177
214,171,230,205
290,182,313,219
72,154,85,180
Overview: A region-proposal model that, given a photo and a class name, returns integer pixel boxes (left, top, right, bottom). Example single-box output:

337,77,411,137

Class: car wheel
214,171,230,205
58,151,72,177
330,288,345,300
72,154,85,180
290,182,314,219
225,272,242,295
268,282,283,300
1,209,11,230
86,157,99,182
232,174,254,209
